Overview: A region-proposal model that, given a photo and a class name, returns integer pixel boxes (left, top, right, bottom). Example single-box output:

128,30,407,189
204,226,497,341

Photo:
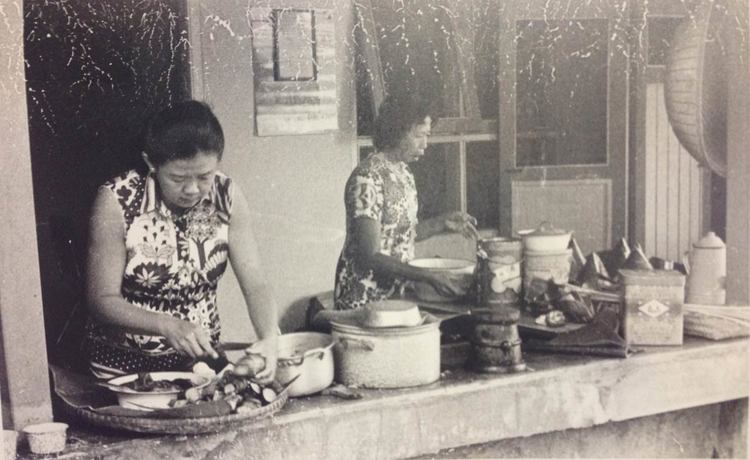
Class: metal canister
475,237,523,307
469,307,526,373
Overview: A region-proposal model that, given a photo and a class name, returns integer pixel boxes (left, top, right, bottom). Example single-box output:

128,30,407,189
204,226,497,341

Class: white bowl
408,258,475,302
22,422,68,455
106,372,209,410
519,230,572,252
361,300,423,328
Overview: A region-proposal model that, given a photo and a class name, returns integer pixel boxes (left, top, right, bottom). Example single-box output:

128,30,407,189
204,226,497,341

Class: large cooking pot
275,332,334,397
331,315,440,388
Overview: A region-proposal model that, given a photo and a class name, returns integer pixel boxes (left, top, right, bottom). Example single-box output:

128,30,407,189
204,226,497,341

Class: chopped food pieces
151,366,280,419
233,353,266,377
118,373,194,392
536,310,567,328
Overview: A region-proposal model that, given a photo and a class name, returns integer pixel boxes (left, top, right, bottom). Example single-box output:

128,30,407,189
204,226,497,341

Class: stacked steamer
520,222,574,299
471,236,526,373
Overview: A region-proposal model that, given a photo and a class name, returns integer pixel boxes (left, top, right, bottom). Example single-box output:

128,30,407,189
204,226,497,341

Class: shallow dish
106,372,209,410
408,258,475,302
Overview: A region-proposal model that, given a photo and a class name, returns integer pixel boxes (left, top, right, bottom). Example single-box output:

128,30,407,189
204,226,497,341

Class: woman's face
148,150,220,211
396,116,432,163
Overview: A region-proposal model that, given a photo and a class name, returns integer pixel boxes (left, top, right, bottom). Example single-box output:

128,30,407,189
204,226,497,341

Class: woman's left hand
443,211,479,240
244,336,278,385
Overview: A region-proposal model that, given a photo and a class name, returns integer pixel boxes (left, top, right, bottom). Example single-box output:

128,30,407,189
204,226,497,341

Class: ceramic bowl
22,422,68,455
106,372,210,410
408,258,475,302
518,226,572,252
360,300,423,328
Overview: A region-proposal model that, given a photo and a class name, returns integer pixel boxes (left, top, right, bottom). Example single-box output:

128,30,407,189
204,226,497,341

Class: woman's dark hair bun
145,100,224,166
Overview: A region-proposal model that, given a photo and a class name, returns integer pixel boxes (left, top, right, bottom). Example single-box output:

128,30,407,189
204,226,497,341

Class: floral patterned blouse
334,153,418,310
85,169,233,378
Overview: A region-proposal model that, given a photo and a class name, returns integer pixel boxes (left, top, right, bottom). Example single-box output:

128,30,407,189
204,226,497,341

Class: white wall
188,0,356,339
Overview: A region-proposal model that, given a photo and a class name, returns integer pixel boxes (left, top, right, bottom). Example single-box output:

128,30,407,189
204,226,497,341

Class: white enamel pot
331,314,440,389
276,332,335,397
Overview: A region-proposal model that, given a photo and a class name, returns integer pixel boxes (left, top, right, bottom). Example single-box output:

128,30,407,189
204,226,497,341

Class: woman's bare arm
227,185,279,384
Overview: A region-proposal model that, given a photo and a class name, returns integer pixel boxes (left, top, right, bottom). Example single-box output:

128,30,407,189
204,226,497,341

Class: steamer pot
331,315,440,388
276,332,335,397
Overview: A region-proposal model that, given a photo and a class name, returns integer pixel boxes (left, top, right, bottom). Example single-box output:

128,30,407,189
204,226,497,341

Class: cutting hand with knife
84,101,278,383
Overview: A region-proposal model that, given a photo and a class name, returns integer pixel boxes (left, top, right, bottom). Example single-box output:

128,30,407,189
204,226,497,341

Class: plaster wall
187,0,356,338
0,0,53,429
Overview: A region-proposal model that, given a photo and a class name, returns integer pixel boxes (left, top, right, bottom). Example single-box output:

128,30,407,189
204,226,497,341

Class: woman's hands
416,211,479,242
442,211,479,240
159,316,218,360
244,336,278,385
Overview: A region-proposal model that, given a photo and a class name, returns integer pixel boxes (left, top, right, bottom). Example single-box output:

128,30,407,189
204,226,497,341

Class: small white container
22,422,68,455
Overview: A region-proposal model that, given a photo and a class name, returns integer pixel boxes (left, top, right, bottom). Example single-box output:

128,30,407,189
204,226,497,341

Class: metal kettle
684,232,726,305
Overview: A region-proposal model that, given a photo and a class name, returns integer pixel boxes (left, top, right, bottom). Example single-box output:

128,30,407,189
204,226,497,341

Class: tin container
523,249,572,294
620,269,686,346
685,231,726,305
476,237,523,307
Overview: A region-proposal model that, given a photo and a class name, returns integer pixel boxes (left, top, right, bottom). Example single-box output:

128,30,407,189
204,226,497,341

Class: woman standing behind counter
310,95,478,329
84,101,278,383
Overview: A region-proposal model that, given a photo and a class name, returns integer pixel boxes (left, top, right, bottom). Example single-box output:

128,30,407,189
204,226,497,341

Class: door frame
497,0,630,248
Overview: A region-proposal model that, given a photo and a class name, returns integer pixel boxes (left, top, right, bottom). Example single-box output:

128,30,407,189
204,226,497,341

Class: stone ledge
20,337,749,459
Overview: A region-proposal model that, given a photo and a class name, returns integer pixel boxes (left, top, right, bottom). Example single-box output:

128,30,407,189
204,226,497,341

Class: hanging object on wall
250,7,338,136
664,1,728,177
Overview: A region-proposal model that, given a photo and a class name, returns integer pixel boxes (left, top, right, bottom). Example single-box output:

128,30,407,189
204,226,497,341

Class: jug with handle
684,232,726,305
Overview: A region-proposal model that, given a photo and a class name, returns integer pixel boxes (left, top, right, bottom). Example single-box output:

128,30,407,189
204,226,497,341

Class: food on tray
536,310,566,328
233,353,266,377
622,243,653,271
116,373,194,393
158,365,281,419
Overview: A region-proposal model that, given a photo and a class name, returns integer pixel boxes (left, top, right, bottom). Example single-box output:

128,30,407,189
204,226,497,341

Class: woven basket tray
63,390,288,435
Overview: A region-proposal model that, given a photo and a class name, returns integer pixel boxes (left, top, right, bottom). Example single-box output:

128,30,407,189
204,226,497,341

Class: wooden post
724,0,750,305
0,2,54,428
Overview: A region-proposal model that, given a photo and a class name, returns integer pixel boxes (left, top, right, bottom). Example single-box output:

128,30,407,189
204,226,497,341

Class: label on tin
490,262,522,293
638,300,669,318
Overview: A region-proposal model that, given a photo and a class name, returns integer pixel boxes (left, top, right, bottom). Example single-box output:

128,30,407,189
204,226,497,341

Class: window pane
466,141,499,229
369,1,460,118
474,0,500,119
516,19,608,166
411,143,460,220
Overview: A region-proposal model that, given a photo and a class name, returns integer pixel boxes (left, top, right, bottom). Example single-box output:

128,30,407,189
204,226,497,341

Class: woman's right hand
426,271,469,298
159,316,218,359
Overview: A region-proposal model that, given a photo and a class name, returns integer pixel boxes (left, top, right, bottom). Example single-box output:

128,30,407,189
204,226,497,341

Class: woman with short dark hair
84,100,278,383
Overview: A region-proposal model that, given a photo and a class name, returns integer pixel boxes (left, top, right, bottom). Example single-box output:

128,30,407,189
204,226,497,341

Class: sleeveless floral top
334,153,418,310
85,169,233,378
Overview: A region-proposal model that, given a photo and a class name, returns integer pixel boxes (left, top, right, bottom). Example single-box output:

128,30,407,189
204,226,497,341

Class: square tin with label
620,269,686,346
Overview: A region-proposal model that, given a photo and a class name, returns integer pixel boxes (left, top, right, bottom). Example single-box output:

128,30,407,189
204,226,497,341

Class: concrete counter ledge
23,337,749,459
